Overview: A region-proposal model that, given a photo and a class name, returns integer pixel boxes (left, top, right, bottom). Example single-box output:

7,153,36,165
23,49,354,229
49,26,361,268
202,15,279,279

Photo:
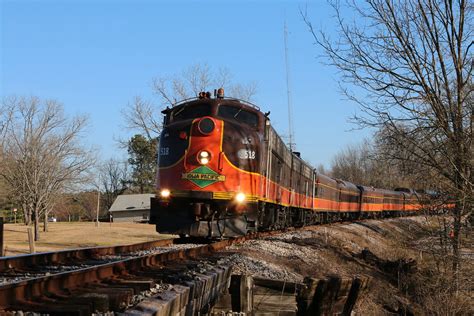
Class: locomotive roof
167,96,262,113
161,96,267,131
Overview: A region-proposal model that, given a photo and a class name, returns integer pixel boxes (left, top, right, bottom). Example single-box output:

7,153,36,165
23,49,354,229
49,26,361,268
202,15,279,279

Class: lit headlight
198,150,210,165
160,189,170,198
235,192,246,203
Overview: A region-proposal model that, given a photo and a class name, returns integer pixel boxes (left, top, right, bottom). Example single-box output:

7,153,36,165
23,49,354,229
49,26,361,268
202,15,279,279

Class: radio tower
284,20,295,152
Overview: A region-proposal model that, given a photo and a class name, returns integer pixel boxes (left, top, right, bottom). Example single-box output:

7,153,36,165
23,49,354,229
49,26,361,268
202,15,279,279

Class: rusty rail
0,238,177,271
0,242,217,308
0,231,278,311
0,219,385,313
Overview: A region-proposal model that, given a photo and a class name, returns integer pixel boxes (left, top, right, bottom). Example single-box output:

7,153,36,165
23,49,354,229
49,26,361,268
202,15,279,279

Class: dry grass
3,222,173,256
225,216,473,315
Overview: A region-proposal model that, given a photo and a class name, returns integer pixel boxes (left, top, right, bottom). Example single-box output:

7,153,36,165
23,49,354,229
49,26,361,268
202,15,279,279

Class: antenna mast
284,20,295,151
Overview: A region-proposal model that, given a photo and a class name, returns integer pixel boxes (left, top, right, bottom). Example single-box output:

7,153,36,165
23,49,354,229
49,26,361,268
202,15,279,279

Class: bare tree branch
99,158,129,211
0,96,95,240
121,96,162,140
303,0,472,291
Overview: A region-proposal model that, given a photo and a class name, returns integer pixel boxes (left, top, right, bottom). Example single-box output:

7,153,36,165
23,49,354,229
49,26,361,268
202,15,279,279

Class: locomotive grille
213,192,233,200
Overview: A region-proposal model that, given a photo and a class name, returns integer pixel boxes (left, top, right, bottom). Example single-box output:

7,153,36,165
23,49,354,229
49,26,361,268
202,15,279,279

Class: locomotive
149,89,424,237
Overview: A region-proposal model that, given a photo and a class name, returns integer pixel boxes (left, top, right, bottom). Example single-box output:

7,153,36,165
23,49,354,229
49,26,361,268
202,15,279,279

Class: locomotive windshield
218,105,259,128
172,103,211,122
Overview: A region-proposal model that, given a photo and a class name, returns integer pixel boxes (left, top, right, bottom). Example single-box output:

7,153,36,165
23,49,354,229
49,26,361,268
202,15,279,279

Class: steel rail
0,231,280,309
0,238,177,271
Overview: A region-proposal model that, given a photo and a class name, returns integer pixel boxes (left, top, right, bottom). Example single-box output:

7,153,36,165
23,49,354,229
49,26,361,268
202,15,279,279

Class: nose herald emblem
182,166,226,188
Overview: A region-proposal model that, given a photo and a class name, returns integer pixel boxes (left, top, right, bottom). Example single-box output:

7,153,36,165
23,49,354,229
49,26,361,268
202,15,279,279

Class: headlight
198,150,210,165
198,117,215,135
160,189,170,198
235,192,246,203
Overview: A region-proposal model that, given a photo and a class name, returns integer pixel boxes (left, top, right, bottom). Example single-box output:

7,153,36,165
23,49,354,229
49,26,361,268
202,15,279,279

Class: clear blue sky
1,0,372,168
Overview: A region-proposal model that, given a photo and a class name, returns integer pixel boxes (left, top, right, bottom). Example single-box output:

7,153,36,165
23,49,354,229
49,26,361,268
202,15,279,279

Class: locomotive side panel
299,164,311,209
315,174,339,212
380,189,405,212
359,186,385,212
291,157,315,209
263,124,317,209
266,126,292,205
337,180,361,212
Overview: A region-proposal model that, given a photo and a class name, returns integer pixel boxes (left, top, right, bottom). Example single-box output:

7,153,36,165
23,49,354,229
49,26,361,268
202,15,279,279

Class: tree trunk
43,210,48,232
451,196,464,294
23,203,31,225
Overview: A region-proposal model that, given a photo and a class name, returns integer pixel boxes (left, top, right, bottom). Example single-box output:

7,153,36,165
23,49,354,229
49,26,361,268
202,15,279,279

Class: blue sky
1,0,372,168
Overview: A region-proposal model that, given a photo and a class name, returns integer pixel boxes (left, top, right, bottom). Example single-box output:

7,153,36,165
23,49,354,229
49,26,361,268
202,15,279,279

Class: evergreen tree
127,134,158,193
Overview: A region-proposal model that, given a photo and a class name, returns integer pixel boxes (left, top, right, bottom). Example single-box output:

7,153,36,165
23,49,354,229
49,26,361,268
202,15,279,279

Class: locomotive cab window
171,104,211,122
218,105,259,128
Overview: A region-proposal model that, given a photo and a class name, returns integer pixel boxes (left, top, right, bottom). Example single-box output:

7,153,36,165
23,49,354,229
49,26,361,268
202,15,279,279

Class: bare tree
73,191,102,221
152,63,252,105
228,83,259,103
315,163,329,175
0,100,13,173
122,96,162,140
99,158,129,211
330,136,437,189
303,0,472,291
0,179,10,211
331,140,373,185
51,194,77,222
122,63,258,139
0,96,95,240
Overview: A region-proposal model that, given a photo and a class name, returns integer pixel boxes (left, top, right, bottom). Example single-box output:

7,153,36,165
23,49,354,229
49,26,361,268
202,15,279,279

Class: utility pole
96,189,100,227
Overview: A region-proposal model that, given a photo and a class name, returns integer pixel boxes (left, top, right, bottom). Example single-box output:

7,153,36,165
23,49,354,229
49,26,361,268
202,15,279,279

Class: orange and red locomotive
149,89,424,237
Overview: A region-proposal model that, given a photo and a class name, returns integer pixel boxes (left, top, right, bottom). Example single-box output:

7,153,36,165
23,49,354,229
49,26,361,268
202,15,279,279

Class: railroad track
0,215,419,314
0,231,286,315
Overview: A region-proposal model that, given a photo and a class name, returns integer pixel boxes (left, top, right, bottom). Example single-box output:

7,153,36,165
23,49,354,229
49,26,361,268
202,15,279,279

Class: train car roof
394,187,415,194
334,179,359,191
316,173,338,186
378,188,405,197
358,185,385,196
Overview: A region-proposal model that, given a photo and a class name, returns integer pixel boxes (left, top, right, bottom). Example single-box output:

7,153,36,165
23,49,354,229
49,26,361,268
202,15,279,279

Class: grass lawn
3,222,174,256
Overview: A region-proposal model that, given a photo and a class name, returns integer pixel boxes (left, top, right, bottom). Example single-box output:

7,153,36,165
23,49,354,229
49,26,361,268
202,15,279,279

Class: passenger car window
218,105,259,128
172,104,211,121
